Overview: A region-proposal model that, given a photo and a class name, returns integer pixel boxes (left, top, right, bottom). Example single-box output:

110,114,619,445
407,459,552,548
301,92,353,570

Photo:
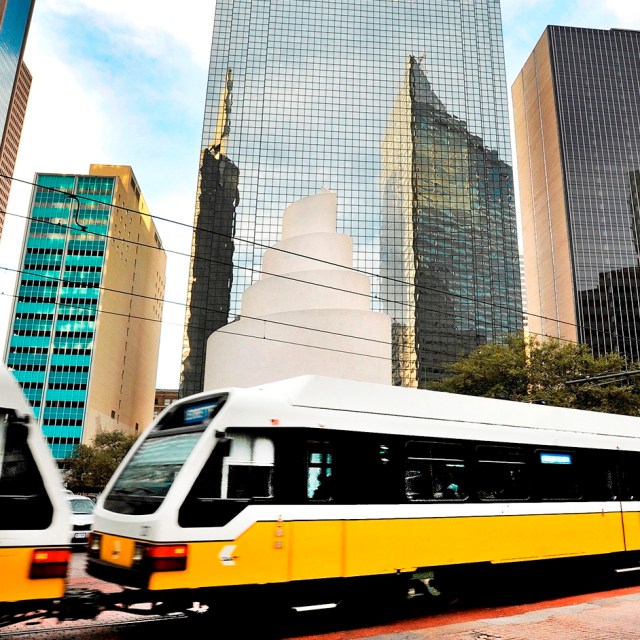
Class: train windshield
103,395,228,515
0,410,53,529
103,432,201,514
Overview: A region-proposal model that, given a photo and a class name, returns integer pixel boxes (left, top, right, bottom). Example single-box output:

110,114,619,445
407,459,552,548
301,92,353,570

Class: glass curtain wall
550,28,640,362
182,0,522,393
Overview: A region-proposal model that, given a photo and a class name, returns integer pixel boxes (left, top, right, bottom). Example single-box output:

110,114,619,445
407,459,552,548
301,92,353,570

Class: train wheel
411,573,462,608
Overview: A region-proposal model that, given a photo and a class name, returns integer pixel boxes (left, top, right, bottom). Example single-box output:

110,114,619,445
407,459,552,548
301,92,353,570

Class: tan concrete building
154,388,178,419
83,164,166,444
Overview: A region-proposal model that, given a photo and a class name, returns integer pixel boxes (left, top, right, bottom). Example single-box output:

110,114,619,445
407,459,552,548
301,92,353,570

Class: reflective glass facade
514,27,640,362
183,0,523,393
0,0,32,138
0,0,34,238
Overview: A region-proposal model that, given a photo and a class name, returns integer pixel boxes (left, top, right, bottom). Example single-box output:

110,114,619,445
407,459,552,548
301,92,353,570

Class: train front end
85,391,246,610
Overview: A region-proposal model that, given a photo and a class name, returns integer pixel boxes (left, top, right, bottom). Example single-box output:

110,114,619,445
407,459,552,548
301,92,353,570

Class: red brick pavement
301,585,640,639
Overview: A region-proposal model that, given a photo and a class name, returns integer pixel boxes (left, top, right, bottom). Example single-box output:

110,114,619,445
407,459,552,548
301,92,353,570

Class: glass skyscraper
4,165,166,462
182,0,523,394
513,27,640,362
0,0,34,238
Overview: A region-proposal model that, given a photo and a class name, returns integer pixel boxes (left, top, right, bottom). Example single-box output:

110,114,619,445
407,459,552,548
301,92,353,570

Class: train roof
247,375,640,441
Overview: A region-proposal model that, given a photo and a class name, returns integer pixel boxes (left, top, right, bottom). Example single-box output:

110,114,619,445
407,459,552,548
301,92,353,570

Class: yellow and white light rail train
85,374,640,615
0,363,72,626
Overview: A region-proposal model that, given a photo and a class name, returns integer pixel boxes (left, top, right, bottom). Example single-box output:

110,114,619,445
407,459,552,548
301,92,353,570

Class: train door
288,437,343,583
617,451,640,552
179,428,289,587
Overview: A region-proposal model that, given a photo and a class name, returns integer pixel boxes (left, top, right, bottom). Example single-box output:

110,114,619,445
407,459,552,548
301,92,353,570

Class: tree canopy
426,333,640,416
63,430,137,493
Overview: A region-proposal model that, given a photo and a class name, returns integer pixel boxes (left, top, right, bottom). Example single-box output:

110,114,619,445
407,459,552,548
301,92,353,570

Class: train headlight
87,532,101,557
132,543,145,565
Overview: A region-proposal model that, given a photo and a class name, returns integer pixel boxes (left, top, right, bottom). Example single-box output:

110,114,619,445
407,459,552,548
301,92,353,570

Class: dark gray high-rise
182,0,523,395
514,27,640,362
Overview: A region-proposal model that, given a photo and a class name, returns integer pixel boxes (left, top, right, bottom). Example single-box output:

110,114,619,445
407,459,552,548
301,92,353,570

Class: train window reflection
0,416,52,529
536,449,581,500
107,432,200,499
222,433,274,499
405,441,467,501
307,441,333,501
476,445,529,501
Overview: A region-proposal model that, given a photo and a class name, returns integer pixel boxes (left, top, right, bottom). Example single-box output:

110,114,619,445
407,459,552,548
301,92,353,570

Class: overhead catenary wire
0,214,598,359
0,176,582,335
1,174,638,372
0,184,629,357
5,173,529,323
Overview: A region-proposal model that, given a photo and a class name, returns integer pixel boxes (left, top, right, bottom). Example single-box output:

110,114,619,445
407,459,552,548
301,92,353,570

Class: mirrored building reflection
0,0,34,238
182,0,523,394
514,27,640,363
382,56,521,385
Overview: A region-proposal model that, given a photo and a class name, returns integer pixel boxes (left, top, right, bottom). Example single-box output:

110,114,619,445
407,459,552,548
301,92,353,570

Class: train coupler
57,587,103,621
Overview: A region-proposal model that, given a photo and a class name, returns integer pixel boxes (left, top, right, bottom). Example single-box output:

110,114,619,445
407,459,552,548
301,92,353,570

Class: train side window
307,441,333,501
618,452,640,500
581,450,616,501
536,450,581,500
0,418,53,530
223,434,274,499
405,441,467,501
475,445,529,501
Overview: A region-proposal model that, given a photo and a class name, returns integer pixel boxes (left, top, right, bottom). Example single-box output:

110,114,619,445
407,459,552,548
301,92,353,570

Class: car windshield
70,498,94,514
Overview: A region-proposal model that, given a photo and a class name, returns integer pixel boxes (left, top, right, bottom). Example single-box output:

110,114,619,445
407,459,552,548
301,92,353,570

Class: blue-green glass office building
5,166,166,462
182,0,523,393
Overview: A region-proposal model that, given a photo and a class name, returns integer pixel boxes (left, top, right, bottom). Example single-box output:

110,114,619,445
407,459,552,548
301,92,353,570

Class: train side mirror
5,408,30,426
216,437,232,457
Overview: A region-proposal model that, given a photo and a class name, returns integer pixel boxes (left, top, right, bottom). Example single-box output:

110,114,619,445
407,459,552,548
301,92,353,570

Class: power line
6,206,636,354
564,370,640,386
2,205,525,340
2,174,640,368
3,173,528,320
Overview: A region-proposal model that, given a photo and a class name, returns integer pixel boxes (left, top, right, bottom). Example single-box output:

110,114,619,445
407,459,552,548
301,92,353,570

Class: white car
66,494,96,547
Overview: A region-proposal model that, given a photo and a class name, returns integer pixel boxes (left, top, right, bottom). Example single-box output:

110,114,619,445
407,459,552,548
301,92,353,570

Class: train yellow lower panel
99,510,635,591
622,511,640,550
344,511,625,575
0,547,66,603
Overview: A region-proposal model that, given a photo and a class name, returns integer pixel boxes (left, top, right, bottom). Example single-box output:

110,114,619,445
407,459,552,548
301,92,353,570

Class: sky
0,0,638,390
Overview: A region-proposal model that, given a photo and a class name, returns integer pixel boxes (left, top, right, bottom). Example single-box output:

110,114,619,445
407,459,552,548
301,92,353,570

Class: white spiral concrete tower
203,188,392,389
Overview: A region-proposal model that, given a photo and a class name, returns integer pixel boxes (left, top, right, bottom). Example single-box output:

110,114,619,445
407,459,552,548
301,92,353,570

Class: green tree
63,430,137,493
426,332,640,415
